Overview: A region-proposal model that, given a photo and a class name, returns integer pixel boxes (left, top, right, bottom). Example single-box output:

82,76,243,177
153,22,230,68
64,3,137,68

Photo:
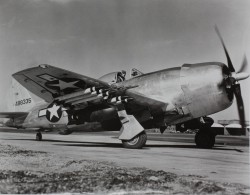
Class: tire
36,132,42,141
195,130,215,149
122,131,147,149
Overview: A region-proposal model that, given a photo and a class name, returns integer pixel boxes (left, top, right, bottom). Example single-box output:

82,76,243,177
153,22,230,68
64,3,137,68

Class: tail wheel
122,131,147,149
195,130,215,149
36,132,42,141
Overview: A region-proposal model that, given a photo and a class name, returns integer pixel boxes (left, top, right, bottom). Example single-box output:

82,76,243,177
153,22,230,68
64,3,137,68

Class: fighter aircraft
0,28,249,149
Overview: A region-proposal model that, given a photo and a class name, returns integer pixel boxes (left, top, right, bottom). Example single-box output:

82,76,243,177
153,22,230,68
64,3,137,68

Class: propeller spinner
215,26,249,130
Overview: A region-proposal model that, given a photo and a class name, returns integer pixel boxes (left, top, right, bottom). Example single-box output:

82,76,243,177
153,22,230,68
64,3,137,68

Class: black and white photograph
0,0,249,194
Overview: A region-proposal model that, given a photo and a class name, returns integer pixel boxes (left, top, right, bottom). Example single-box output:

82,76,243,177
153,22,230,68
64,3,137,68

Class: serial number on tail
15,98,32,106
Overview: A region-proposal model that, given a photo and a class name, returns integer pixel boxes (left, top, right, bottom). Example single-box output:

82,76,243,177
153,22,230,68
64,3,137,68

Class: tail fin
130,68,144,78
6,79,39,112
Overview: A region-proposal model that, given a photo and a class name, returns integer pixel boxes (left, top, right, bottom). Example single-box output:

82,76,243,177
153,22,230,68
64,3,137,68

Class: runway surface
0,128,249,188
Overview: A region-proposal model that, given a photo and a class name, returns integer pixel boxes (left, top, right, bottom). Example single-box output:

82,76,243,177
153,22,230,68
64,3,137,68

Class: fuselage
120,62,233,125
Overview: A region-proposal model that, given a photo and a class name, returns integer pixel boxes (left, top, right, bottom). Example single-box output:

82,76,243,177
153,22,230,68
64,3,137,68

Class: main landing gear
117,106,147,149
195,117,216,149
122,131,147,149
178,117,216,149
195,128,215,149
36,132,42,141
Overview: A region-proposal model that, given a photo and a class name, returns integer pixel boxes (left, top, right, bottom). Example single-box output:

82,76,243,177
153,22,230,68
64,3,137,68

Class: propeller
237,55,247,73
215,26,235,72
215,26,249,130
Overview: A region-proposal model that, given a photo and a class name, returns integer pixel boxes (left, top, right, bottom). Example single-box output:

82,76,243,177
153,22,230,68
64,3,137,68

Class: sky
0,0,249,122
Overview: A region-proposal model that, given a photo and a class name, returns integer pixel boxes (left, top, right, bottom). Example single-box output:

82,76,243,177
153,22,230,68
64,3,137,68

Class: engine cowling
180,63,233,118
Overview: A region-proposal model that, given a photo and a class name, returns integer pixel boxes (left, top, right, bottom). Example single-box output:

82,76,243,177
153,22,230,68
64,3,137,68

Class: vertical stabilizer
7,79,37,112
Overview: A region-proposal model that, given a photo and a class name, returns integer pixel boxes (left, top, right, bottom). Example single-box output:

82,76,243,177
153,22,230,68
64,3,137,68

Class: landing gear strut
122,131,147,149
36,132,42,141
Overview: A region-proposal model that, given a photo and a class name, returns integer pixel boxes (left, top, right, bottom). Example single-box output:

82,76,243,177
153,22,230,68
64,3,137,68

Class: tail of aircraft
6,79,38,112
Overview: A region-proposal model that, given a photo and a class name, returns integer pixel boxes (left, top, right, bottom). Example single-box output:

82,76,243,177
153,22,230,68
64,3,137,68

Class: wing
13,64,110,103
12,64,178,127
0,112,29,118
12,64,137,109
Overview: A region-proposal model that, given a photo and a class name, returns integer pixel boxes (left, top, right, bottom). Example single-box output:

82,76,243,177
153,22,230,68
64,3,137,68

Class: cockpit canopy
99,71,126,85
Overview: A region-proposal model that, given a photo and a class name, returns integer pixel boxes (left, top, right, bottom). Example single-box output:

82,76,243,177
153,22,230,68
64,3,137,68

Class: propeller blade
215,25,235,72
233,84,247,131
237,55,248,73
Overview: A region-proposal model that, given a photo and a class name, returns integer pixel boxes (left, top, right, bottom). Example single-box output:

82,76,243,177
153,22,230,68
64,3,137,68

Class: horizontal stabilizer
0,112,29,119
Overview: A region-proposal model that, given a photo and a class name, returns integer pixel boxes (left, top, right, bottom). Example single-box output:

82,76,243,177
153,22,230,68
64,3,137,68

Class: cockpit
99,70,126,85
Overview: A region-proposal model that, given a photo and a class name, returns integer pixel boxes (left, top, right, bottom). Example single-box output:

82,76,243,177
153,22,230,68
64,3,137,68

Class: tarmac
0,128,249,188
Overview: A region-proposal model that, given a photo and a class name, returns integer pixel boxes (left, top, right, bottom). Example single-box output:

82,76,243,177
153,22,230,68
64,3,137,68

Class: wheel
195,130,215,149
36,132,42,141
122,131,147,149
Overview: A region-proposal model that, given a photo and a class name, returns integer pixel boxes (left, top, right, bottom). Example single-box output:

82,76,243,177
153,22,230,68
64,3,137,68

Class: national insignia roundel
45,78,86,94
46,103,63,123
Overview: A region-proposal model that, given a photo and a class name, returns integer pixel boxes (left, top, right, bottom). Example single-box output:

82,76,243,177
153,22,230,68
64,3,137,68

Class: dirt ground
0,143,249,194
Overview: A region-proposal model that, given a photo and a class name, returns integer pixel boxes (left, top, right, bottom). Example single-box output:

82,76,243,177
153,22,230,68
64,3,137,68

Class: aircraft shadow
3,138,244,152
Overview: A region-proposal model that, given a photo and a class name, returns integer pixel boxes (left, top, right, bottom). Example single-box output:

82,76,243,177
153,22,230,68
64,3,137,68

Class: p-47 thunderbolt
0,28,249,149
